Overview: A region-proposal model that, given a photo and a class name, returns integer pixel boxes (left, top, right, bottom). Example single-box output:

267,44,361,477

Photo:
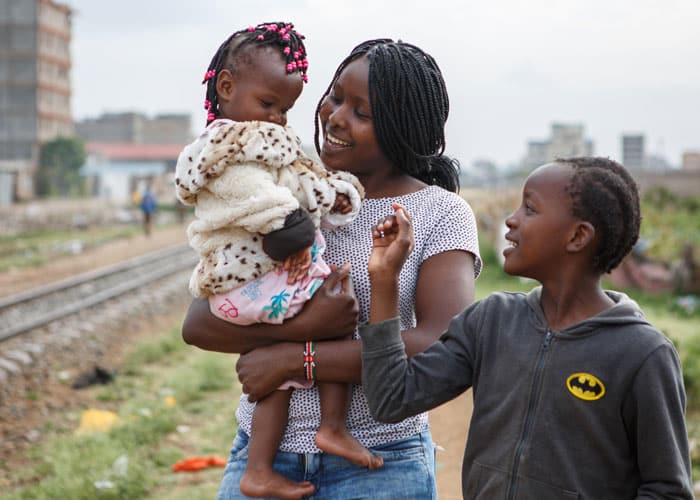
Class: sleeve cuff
359,317,403,352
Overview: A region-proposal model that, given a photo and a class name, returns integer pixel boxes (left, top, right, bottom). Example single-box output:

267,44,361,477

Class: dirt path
431,391,473,499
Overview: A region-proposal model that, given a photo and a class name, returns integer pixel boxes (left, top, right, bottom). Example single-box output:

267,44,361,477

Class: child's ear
566,221,595,253
215,69,236,102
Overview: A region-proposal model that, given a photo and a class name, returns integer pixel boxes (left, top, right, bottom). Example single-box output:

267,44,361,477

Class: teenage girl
362,158,693,499
183,39,482,499
175,23,378,500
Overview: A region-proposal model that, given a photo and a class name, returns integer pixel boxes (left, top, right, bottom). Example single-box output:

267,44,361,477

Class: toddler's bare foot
315,426,384,469
240,467,315,499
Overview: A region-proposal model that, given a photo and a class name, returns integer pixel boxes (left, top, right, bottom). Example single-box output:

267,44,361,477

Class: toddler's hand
283,247,312,284
332,193,352,214
368,203,413,279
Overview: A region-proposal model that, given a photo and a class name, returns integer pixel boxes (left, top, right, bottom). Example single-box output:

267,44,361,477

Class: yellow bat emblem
566,372,605,401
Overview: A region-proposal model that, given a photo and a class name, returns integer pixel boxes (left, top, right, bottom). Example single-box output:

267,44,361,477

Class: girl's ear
566,221,595,253
215,69,236,102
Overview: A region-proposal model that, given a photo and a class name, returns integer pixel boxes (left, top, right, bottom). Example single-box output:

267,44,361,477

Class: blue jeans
217,429,437,499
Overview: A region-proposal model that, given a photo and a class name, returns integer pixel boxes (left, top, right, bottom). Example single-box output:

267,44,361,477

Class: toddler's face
218,48,303,127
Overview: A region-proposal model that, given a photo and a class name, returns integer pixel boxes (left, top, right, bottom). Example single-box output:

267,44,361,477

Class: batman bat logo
566,372,605,401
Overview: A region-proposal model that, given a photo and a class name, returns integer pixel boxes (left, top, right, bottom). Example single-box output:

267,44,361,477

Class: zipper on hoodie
506,330,553,500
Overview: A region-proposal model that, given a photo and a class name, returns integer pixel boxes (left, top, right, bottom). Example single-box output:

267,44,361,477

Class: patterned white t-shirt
235,185,482,453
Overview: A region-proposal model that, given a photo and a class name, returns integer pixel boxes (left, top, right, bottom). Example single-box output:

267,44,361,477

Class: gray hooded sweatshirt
361,288,692,499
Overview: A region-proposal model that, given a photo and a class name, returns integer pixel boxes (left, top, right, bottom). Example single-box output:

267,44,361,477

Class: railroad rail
0,243,197,342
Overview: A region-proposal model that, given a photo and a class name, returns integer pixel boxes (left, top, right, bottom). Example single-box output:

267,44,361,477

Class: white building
81,142,183,204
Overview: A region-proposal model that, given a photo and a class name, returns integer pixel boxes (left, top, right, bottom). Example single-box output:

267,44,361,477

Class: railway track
0,243,197,343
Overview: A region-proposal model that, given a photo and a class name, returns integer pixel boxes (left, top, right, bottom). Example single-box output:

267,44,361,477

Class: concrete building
521,123,594,171
622,134,645,170
75,112,192,145
0,0,73,204
682,151,700,172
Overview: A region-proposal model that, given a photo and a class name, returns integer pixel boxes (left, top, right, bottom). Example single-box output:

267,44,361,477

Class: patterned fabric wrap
208,231,329,325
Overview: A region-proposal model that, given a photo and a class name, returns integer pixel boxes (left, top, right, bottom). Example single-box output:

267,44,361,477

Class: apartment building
0,0,73,203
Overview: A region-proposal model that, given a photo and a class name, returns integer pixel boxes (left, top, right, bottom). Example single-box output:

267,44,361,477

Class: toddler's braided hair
314,39,460,193
558,157,641,273
202,22,308,125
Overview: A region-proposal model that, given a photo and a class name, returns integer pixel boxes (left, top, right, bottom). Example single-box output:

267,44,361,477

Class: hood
525,286,651,336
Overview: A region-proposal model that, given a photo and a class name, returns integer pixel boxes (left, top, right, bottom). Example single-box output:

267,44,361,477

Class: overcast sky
65,0,700,168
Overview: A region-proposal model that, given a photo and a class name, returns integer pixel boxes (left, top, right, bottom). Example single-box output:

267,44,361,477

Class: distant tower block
0,0,74,203
622,134,645,170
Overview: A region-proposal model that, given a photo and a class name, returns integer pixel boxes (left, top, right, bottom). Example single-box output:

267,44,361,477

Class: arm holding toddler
235,203,476,401
182,263,359,354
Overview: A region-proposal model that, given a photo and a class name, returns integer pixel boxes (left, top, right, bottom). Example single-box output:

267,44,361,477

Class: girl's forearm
368,276,399,324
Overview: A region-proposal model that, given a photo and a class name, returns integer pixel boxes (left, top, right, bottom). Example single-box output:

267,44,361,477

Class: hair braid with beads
558,156,641,274
314,39,460,193
202,22,308,125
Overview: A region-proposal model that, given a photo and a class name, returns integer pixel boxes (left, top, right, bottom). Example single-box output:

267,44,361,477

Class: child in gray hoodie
361,157,692,499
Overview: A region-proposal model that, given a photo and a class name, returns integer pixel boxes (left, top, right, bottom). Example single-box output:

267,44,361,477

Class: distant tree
36,136,87,197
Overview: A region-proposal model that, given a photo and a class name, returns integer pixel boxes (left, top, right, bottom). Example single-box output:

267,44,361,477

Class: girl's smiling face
503,162,580,281
318,57,389,178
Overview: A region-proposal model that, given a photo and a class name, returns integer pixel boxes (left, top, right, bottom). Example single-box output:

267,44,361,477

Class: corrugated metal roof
81,161,168,175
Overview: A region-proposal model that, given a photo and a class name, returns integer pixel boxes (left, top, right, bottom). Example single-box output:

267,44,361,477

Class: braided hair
314,39,460,193
202,22,308,125
558,157,641,273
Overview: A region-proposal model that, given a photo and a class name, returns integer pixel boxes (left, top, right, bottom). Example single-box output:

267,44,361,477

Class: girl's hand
331,193,352,214
368,203,413,281
283,247,312,284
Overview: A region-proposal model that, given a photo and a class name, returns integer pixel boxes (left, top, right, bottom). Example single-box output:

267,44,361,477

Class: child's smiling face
503,162,580,281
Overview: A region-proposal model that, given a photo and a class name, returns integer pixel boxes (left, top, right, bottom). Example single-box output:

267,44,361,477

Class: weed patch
5,326,239,499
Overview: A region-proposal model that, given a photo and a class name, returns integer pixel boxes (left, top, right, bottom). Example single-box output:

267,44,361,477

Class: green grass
5,323,241,500
639,188,700,262
0,225,143,273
